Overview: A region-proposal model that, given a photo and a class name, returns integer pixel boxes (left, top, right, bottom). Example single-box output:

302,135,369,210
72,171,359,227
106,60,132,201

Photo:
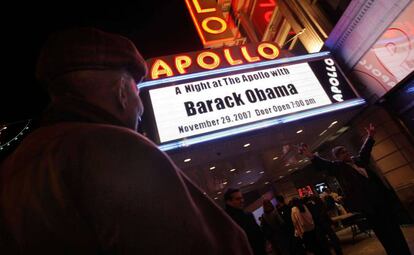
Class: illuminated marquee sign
185,0,235,47
139,45,364,151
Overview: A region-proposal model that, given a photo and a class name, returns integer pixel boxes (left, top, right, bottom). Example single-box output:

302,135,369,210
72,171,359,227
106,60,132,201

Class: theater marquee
139,42,365,151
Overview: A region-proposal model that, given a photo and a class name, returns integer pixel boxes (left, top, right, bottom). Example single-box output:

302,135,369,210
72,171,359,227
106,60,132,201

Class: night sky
1,1,200,123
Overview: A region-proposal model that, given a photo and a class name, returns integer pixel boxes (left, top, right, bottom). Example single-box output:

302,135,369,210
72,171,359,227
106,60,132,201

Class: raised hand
298,143,314,159
365,123,375,137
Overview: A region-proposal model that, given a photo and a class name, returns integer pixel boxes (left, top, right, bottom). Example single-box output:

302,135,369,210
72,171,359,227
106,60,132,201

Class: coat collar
40,97,128,128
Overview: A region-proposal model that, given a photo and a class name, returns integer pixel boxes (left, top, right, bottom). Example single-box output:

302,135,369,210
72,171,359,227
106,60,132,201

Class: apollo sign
147,42,281,80
139,43,364,150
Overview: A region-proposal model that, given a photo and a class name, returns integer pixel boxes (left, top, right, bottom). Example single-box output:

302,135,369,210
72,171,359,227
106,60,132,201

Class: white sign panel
149,62,333,143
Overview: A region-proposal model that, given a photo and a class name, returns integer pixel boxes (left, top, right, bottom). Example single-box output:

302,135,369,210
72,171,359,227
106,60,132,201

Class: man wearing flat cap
0,28,252,255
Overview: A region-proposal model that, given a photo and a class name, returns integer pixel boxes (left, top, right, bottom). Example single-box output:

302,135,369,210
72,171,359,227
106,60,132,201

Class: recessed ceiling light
184,158,191,162
223,181,228,185
337,126,349,133
230,168,236,172
260,171,265,174
329,121,338,128
319,129,328,136
243,143,250,148
246,170,251,173
238,182,242,185
209,166,216,170
296,129,303,134
265,181,270,184
272,156,279,160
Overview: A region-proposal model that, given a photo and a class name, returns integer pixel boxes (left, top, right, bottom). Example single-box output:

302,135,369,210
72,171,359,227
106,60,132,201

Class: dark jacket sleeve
311,155,337,175
77,128,253,255
356,136,375,164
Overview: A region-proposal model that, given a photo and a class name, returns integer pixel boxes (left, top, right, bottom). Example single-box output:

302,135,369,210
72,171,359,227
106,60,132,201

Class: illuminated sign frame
139,51,365,151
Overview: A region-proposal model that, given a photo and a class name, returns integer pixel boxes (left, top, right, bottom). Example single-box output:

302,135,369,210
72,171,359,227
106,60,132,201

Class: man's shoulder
29,122,164,161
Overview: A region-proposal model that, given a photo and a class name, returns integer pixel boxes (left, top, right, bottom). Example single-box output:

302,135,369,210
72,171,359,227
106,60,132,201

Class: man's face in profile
228,191,245,210
125,77,144,131
337,147,352,162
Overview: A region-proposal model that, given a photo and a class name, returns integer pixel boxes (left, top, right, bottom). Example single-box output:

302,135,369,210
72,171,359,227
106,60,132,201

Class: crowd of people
225,188,346,255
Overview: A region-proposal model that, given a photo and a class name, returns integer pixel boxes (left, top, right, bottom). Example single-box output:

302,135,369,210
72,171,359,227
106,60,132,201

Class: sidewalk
336,225,414,254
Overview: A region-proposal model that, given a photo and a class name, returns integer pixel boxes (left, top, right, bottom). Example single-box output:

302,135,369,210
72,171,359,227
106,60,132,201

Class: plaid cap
36,27,147,84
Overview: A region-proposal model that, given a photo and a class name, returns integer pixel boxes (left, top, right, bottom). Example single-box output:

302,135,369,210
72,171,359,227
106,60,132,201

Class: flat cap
36,27,147,84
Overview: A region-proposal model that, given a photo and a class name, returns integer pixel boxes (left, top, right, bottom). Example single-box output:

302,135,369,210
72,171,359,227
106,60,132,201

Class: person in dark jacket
260,199,290,255
275,195,304,255
304,196,342,255
0,27,253,255
224,188,267,255
298,123,411,255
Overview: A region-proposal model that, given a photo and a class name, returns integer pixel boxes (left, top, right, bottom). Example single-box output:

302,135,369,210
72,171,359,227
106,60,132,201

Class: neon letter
192,0,216,13
202,17,227,34
151,59,174,79
257,43,280,60
224,48,243,65
175,55,192,74
197,51,221,69
241,46,260,62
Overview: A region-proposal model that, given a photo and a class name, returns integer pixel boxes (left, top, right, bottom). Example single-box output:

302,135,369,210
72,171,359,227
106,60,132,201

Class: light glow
197,51,220,69
151,59,174,79
241,46,260,62
328,121,338,128
192,0,216,13
257,42,280,60
224,48,243,65
201,17,227,34
175,55,192,74
139,51,331,89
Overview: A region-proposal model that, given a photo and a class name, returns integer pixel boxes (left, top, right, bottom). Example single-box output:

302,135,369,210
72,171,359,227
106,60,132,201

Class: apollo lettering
150,42,280,80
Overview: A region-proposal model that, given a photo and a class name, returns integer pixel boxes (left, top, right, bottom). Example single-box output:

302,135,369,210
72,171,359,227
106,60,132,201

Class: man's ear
117,77,128,109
